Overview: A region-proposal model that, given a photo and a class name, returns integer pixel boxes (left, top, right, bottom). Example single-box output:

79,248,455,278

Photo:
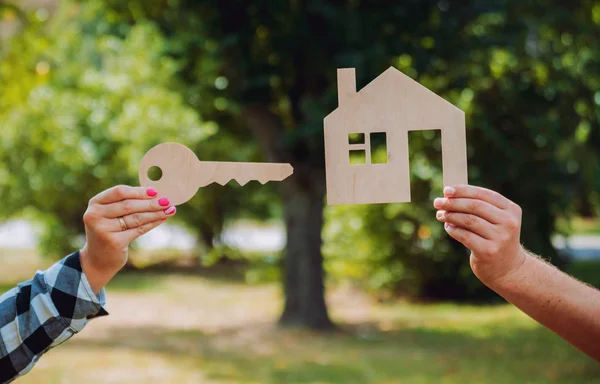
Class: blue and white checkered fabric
0,251,108,383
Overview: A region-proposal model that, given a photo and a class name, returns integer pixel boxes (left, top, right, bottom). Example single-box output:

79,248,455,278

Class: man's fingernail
147,188,158,197
158,198,170,207
436,211,444,220
444,186,455,196
434,198,446,207
444,223,452,231
164,206,176,215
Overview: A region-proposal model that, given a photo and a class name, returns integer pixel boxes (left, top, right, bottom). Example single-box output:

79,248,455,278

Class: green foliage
2,0,599,302
452,1,600,260
324,0,600,299
0,1,215,256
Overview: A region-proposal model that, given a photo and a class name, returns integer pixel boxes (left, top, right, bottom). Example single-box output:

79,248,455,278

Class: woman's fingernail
164,206,176,215
147,188,158,197
444,186,455,196
158,198,170,207
436,211,444,220
444,223,452,231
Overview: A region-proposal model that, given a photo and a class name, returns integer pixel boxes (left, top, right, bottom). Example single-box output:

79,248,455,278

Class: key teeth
204,163,293,188
214,177,229,186
213,178,250,186
215,175,253,186
237,178,250,186
212,174,292,187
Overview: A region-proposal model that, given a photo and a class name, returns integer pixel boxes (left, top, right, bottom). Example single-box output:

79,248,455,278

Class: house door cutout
408,129,443,199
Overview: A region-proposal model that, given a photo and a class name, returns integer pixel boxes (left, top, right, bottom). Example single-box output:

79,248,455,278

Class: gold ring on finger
118,217,128,231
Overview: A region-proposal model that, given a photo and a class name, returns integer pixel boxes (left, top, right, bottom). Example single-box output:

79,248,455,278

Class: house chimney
337,68,356,106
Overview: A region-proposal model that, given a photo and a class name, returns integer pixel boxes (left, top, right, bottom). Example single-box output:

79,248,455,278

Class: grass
0,250,597,383
0,247,47,293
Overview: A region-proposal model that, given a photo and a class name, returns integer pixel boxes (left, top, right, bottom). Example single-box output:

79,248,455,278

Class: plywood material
324,66,468,205
139,142,294,206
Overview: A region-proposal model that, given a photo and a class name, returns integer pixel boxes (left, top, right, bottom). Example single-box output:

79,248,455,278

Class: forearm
489,249,600,361
80,245,123,294
0,252,108,383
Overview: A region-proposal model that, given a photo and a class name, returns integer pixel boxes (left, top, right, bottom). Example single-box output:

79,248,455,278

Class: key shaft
197,161,293,187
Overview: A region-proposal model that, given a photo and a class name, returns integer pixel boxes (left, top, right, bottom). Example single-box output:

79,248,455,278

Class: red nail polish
164,206,176,215
147,188,158,197
158,198,170,206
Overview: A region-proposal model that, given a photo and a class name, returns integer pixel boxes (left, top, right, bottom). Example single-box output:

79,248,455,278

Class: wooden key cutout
139,142,294,206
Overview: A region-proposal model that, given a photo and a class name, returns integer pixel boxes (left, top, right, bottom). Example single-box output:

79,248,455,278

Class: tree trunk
197,221,215,249
242,105,334,330
278,170,334,329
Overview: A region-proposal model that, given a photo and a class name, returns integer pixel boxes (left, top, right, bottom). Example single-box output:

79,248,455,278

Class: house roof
324,66,462,125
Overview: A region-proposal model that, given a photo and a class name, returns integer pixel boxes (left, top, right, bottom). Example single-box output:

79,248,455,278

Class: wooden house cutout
323,66,468,205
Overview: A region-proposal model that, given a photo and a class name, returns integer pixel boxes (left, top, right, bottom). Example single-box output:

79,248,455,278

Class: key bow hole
147,166,163,181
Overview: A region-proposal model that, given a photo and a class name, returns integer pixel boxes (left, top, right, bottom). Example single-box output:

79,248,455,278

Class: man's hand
434,184,600,361
433,185,526,288
80,185,176,293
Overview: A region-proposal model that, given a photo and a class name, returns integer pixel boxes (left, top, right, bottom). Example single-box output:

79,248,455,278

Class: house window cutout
348,132,368,165
348,133,365,144
349,149,366,164
348,132,387,165
370,132,387,164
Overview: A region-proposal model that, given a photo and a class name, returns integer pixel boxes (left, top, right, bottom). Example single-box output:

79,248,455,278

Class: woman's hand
433,185,527,288
79,185,176,293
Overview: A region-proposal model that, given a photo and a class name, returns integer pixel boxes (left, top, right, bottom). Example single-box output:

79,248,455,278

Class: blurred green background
1,0,600,382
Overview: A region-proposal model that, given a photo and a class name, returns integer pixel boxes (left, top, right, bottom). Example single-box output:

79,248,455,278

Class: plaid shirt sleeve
0,250,108,383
